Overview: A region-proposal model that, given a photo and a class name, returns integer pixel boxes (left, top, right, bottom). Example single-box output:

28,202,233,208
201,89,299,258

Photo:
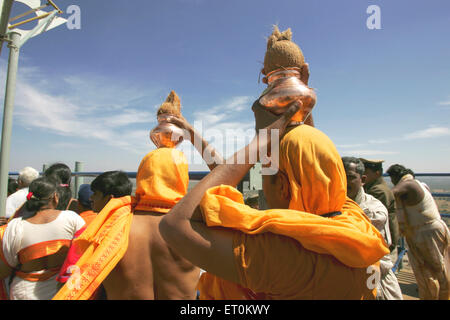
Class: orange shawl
52,196,134,300
198,125,389,299
79,210,97,226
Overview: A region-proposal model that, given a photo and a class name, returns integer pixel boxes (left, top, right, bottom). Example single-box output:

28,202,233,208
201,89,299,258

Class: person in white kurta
354,187,403,299
5,167,39,219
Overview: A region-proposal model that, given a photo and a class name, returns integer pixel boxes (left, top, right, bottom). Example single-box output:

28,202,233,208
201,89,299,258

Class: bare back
102,212,200,300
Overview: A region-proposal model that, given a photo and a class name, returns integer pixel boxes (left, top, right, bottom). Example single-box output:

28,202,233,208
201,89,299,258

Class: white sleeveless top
2,210,85,268
396,179,441,228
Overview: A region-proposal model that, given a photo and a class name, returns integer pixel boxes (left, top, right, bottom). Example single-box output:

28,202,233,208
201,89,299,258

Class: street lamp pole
0,1,66,216
0,31,20,216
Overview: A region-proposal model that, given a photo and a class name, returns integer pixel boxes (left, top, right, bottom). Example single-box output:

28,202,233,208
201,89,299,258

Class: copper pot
150,114,184,148
259,68,316,123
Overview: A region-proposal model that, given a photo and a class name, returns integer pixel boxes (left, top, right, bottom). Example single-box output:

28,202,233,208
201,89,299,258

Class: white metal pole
0,31,21,216
0,0,14,57
74,161,83,198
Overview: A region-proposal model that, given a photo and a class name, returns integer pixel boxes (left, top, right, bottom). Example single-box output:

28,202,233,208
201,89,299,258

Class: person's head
341,157,366,201
360,159,383,186
43,163,72,210
25,176,60,213
8,178,18,196
17,166,39,188
90,171,132,213
386,164,411,186
44,163,71,184
77,184,94,212
262,125,347,215
134,148,189,213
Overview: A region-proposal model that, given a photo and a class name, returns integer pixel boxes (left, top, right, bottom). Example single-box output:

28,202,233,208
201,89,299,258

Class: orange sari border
79,210,97,226
18,239,71,264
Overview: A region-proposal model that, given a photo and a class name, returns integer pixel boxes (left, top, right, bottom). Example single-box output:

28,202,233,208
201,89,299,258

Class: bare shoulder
393,180,424,205
403,180,424,195
127,212,160,243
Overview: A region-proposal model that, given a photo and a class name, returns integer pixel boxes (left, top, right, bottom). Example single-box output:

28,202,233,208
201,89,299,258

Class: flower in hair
27,192,34,201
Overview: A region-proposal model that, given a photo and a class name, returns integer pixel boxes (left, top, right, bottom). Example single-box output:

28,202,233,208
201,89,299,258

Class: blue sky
1,0,449,173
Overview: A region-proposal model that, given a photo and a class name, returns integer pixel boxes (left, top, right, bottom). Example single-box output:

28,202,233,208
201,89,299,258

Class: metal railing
7,170,450,273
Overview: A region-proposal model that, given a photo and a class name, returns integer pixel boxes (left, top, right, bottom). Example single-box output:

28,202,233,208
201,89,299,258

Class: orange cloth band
18,240,71,264
15,268,60,282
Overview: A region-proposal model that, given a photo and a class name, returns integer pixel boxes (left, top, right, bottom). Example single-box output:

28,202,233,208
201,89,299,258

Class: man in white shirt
4,167,39,219
342,157,403,300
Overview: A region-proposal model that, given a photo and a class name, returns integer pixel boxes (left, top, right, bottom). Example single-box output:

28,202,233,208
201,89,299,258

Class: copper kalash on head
258,26,316,126
150,90,185,148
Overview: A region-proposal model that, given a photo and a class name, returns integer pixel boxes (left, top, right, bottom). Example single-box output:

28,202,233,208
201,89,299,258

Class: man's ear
53,192,60,206
361,174,367,185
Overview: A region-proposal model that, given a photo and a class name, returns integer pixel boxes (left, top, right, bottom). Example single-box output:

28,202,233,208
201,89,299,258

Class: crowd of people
0,26,448,301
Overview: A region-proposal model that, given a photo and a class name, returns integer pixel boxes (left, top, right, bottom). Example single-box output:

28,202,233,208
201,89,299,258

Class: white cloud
341,150,399,156
403,127,450,140
192,95,254,126
0,58,261,166
0,59,158,154
184,96,256,160
368,139,389,144
336,143,364,148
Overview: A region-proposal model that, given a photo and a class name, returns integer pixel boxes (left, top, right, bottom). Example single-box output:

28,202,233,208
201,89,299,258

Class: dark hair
342,157,365,176
8,178,18,196
91,171,132,198
25,177,59,212
405,168,415,177
43,163,72,210
386,164,412,179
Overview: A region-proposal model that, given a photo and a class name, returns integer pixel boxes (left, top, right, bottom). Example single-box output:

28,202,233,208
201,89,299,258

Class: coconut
157,90,181,116
263,25,305,75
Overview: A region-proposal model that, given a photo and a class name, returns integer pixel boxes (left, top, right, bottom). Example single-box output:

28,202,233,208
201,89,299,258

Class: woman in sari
0,176,85,300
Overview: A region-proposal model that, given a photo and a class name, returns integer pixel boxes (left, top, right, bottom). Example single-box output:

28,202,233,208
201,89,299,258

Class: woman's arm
159,102,301,283
0,260,12,280
0,228,12,279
